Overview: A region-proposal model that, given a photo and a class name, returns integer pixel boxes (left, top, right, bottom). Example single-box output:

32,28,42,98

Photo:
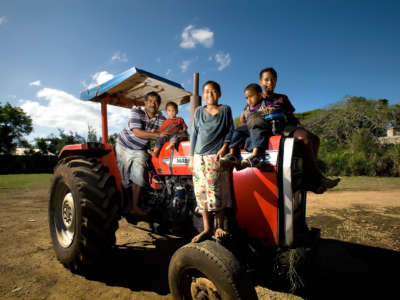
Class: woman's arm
189,108,200,157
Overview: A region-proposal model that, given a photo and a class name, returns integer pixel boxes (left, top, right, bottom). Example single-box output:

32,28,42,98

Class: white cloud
0,16,7,25
156,57,161,63
111,51,128,62
166,69,172,76
19,88,130,137
215,52,231,71
82,71,114,89
180,25,214,49
29,80,41,87
180,60,192,72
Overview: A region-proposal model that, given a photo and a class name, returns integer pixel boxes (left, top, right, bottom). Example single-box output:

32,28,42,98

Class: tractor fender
58,143,122,192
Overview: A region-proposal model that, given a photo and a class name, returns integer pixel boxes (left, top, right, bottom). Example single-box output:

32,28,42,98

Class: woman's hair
244,83,262,94
259,67,278,80
165,101,178,111
202,80,221,95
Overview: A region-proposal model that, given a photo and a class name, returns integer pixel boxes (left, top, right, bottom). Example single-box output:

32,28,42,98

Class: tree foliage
301,96,400,177
0,102,33,154
302,96,393,144
34,129,85,155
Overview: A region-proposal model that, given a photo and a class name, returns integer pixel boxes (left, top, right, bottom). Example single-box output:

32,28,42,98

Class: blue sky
1,0,399,141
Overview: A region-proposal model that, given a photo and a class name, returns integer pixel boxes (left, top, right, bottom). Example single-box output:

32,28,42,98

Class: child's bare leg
192,210,213,243
252,147,260,156
166,135,177,150
148,147,160,157
215,210,228,239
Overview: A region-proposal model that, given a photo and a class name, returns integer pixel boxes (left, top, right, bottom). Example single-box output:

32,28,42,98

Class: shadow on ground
83,235,187,295
76,235,398,299
256,238,399,299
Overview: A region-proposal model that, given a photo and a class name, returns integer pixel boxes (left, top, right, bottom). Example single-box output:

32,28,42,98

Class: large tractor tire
49,156,120,272
168,240,257,300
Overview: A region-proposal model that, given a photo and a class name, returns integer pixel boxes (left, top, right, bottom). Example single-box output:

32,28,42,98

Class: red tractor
49,67,319,299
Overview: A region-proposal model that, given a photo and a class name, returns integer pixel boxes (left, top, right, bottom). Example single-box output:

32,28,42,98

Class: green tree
87,125,100,143
108,133,119,146
303,96,393,144
0,102,33,154
299,96,400,176
33,130,86,156
389,103,400,128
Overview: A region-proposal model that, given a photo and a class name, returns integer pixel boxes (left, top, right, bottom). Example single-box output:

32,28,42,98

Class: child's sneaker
241,154,265,169
219,153,240,170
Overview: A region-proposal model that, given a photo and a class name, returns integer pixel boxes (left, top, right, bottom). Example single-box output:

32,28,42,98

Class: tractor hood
80,67,192,110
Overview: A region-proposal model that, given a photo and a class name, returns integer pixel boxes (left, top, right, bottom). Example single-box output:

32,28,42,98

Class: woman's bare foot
215,228,228,239
191,229,212,243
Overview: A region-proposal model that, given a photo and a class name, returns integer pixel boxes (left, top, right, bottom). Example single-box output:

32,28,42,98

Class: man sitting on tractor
115,91,169,217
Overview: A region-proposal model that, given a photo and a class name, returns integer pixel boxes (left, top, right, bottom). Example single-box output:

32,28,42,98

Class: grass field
0,174,399,193
0,173,52,192
330,176,400,192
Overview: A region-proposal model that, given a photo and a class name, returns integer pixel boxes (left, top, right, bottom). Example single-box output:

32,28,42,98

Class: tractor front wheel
168,240,257,300
49,156,120,272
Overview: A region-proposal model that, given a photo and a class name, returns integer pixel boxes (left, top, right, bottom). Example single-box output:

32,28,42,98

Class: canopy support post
101,97,109,144
190,73,201,133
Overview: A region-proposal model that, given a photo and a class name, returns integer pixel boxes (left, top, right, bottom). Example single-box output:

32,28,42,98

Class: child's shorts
192,154,232,212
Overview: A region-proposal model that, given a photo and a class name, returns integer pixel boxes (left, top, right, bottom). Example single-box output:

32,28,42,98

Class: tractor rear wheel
49,156,120,272
168,240,257,300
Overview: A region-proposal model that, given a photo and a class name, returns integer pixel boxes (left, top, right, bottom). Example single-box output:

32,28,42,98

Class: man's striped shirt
118,106,166,150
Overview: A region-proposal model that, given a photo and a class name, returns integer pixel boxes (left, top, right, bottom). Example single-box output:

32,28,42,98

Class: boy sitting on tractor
220,83,286,169
148,101,188,157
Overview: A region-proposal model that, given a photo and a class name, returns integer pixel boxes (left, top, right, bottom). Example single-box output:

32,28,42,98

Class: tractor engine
145,174,197,235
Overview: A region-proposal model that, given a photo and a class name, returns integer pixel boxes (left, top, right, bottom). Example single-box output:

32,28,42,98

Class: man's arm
132,128,168,139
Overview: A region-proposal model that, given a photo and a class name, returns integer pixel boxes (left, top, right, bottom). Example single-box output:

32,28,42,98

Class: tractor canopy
79,67,192,110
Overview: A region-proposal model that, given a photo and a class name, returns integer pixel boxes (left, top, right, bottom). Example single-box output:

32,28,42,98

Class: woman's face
203,84,221,106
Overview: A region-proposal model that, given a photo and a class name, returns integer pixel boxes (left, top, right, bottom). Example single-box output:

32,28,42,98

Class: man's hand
157,129,169,138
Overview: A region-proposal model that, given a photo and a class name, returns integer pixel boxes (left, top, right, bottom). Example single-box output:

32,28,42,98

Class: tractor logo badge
162,156,190,166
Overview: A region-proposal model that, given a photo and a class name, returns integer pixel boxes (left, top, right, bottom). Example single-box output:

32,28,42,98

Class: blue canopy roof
79,67,192,109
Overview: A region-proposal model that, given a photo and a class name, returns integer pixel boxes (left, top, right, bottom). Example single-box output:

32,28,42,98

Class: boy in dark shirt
259,67,339,193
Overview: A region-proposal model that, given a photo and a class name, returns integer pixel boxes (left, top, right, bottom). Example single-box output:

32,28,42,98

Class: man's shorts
115,143,149,188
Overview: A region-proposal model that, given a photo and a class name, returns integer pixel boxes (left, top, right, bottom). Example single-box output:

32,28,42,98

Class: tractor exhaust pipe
190,72,201,132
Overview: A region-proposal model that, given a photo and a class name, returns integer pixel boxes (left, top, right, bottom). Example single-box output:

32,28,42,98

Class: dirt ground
0,188,399,299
